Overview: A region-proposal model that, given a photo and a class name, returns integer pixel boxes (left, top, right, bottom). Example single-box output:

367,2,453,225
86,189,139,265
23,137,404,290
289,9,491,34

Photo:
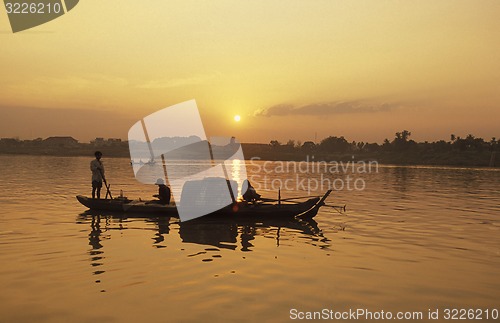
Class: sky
1,0,499,144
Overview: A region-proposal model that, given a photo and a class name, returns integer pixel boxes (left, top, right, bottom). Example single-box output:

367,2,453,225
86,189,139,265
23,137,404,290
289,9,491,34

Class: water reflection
178,216,324,251
87,214,108,250
79,212,328,250
76,212,331,286
152,217,171,246
230,158,243,196
76,214,109,290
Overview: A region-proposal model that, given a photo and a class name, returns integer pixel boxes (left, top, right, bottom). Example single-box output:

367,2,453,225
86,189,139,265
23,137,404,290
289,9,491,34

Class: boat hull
76,195,178,215
76,190,330,220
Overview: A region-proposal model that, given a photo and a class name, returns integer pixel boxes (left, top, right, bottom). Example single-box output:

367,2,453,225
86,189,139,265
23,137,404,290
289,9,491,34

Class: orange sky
1,1,499,143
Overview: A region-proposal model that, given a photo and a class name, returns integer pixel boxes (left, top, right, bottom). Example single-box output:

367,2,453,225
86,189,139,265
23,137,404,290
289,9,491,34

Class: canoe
76,195,178,214
76,190,331,219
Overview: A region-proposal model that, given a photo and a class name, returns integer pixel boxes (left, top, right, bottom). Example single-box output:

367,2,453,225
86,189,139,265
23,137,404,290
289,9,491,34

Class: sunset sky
1,1,499,143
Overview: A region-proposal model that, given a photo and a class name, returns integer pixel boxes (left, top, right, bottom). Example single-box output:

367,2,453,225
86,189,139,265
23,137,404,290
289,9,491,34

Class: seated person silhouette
153,178,171,205
242,180,261,203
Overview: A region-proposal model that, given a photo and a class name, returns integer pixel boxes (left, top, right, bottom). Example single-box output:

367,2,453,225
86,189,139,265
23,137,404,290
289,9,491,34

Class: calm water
0,155,499,322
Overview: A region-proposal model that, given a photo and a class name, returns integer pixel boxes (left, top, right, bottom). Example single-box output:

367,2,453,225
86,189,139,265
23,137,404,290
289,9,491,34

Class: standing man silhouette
90,151,105,199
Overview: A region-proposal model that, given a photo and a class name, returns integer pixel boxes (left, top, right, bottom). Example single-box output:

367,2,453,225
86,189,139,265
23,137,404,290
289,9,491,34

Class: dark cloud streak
256,101,397,117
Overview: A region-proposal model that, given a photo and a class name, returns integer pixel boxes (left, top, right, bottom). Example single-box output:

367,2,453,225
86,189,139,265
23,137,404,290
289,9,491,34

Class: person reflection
151,217,171,245
240,225,256,251
88,214,106,279
89,214,103,250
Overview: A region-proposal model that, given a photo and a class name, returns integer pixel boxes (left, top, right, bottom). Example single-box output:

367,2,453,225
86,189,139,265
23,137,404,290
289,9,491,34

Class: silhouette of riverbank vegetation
244,131,499,167
0,131,498,167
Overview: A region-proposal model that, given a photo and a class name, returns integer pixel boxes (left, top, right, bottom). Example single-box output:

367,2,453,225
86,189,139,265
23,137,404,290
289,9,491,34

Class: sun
234,115,241,122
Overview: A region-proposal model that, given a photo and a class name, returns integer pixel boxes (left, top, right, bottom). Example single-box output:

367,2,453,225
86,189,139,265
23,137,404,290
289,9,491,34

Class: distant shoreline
1,134,497,168
0,148,497,169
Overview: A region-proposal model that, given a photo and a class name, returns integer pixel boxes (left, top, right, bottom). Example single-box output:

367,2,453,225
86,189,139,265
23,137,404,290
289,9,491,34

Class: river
0,155,498,322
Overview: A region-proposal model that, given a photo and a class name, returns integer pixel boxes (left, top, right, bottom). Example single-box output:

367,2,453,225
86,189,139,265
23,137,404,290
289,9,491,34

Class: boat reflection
77,211,330,286
178,216,326,251
78,211,329,252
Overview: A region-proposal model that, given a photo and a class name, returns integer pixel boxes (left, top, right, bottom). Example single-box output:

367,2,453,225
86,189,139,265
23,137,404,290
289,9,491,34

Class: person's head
94,151,102,160
155,178,165,185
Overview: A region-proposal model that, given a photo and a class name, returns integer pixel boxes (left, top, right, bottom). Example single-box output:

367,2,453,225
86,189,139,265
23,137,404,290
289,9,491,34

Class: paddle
98,169,112,200
261,195,321,203
260,198,302,204
103,180,112,200
323,204,346,211
323,204,347,215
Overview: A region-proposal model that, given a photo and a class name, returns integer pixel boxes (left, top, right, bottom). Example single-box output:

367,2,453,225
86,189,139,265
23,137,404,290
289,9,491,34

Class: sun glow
234,115,241,122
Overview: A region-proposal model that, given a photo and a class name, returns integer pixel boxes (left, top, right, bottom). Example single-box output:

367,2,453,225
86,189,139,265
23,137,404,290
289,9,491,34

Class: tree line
269,131,499,153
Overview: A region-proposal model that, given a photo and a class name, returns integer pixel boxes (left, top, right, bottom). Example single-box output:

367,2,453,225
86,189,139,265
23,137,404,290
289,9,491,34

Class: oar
323,204,347,214
99,169,113,200
261,198,302,204
324,204,346,210
282,195,321,202
261,195,321,203
104,180,112,199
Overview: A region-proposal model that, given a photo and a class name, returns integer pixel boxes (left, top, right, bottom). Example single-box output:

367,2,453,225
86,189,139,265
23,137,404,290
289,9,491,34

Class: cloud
255,100,397,117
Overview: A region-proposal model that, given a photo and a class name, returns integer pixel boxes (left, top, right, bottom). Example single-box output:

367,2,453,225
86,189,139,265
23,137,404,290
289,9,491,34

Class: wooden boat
76,195,177,214
76,190,331,219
